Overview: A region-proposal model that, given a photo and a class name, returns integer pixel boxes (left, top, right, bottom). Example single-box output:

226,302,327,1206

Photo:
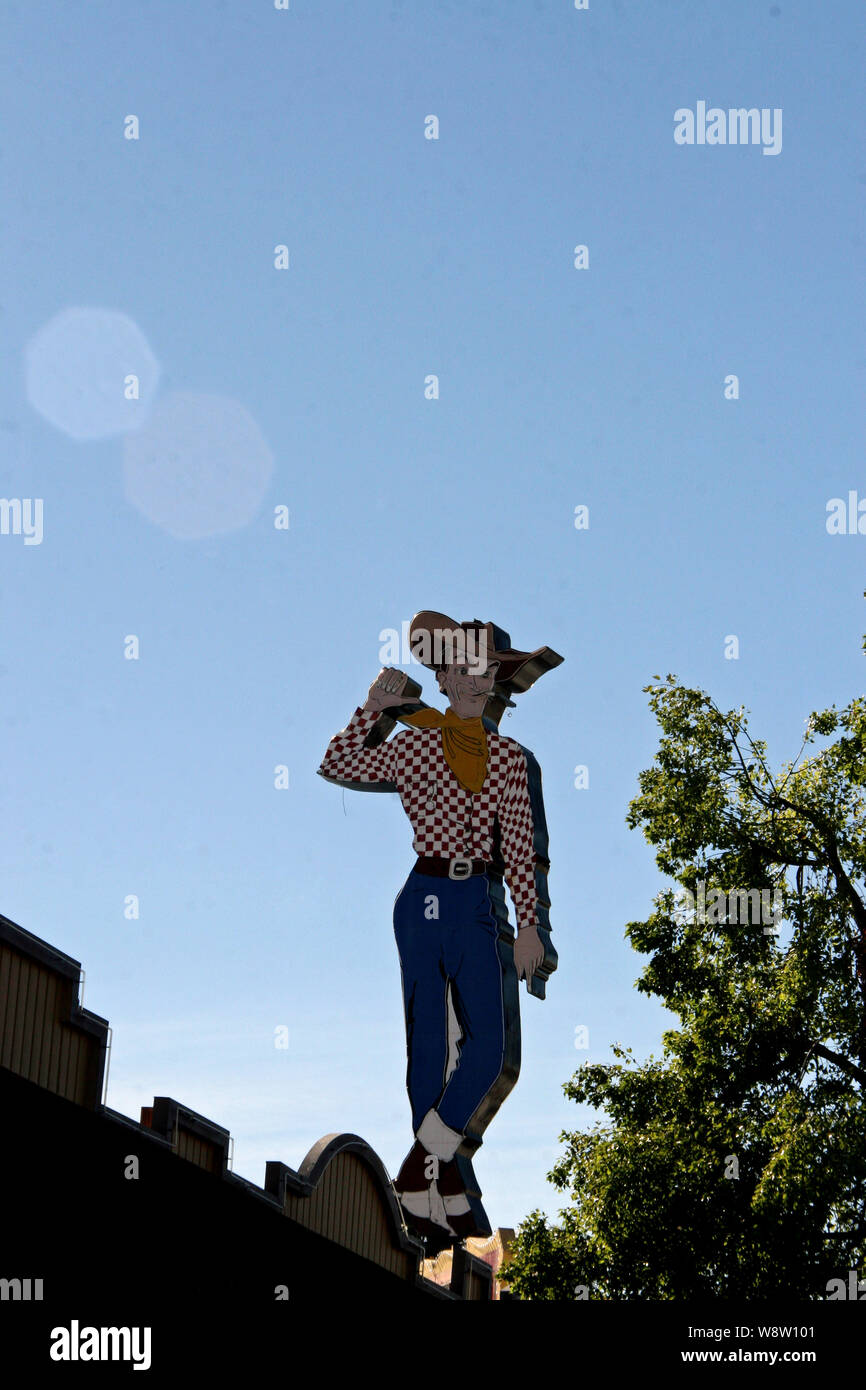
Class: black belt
414,855,499,881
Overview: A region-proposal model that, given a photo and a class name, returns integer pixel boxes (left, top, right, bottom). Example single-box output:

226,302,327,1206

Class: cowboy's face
437,658,501,718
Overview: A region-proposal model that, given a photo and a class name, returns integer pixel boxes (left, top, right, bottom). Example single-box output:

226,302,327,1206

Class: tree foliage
508,630,866,1299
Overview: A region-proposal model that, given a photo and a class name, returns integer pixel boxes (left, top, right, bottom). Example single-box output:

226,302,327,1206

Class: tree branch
813,1043,866,1086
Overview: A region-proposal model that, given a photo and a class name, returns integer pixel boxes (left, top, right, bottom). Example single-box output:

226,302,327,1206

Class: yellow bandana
403,706,488,794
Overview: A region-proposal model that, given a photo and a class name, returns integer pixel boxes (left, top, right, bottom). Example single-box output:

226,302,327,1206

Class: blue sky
2,0,864,1230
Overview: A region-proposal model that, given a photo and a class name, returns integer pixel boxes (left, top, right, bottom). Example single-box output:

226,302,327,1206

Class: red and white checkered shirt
318,705,543,932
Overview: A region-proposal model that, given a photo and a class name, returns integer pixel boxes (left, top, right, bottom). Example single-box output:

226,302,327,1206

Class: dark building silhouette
0,910,497,1336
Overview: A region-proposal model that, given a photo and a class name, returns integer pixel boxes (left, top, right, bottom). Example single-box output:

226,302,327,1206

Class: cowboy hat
408,611,563,694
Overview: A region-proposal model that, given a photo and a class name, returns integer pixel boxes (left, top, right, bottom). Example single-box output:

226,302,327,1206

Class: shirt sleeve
317,706,399,786
497,745,541,932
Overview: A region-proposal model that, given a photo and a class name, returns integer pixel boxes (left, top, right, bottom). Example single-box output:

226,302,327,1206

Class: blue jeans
392,868,520,1146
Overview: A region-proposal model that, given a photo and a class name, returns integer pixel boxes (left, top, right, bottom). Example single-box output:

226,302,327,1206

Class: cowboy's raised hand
364,668,423,715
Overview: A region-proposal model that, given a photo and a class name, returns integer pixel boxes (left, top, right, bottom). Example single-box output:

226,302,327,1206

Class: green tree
508,634,866,1300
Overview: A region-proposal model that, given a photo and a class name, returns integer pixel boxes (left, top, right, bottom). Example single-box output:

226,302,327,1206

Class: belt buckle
448,855,473,880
